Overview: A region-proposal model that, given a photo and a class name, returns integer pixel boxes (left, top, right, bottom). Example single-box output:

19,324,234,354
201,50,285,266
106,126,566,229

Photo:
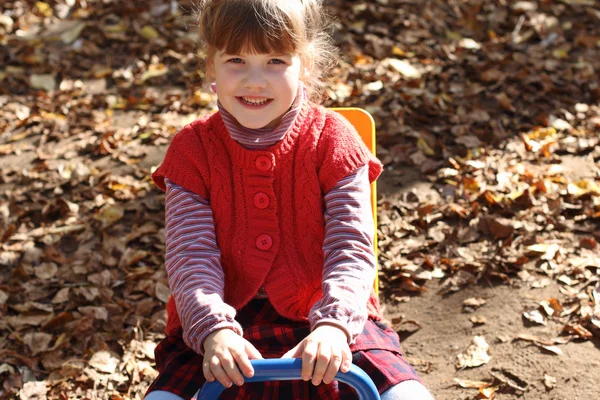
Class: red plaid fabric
147,299,422,399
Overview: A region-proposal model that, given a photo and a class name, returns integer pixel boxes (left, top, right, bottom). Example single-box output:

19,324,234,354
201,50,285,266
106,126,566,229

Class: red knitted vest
153,104,383,334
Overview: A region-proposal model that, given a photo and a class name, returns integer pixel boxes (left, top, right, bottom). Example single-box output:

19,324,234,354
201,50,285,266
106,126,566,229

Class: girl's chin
238,120,277,129
233,113,282,130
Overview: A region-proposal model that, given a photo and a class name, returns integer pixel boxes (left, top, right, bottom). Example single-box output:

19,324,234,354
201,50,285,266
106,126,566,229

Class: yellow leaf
417,137,436,156
193,90,215,107
102,20,128,34
392,46,405,56
94,205,125,224
527,126,557,140
36,2,53,17
552,48,569,59
40,110,67,121
462,177,481,193
568,180,600,197
445,30,462,40
567,183,586,197
506,187,525,201
108,182,129,191
140,64,169,82
140,25,159,40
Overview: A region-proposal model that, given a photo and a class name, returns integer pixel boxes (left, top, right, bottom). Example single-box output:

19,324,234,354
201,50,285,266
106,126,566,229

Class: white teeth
242,97,269,105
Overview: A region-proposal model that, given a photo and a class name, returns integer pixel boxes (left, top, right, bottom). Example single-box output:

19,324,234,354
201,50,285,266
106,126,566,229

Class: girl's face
210,50,303,129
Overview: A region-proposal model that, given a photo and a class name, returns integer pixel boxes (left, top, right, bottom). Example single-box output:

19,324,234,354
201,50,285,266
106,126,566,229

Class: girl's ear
301,50,315,80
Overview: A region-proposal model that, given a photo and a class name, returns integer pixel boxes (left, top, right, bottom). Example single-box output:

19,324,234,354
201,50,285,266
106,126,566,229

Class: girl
146,0,434,399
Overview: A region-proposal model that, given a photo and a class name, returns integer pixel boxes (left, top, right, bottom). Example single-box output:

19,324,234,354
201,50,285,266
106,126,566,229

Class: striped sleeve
308,165,376,344
164,179,242,355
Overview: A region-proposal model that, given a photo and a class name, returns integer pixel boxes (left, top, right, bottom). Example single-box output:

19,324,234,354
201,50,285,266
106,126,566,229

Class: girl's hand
281,323,352,386
202,328,263,388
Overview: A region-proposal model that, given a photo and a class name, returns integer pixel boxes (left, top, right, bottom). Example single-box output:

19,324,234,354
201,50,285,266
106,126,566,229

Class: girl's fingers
209,356,232,388
202,359,215,382
245,340,264,360
231,348,254,379
322,348,342,384
281,342,302,359
340,346,352,373
301,340,318,381
219,353,244,386
311,344,331,386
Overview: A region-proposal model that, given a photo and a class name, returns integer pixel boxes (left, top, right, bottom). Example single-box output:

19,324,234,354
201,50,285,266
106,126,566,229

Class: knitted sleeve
308,165,376,344
152,123,210,198
316,111,383,194
164,179,242,355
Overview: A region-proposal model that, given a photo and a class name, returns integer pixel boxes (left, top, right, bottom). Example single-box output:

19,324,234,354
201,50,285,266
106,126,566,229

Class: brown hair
196,0,336,103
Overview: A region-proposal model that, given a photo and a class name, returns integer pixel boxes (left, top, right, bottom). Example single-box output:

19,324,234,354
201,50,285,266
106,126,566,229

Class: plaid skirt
147,299,422,399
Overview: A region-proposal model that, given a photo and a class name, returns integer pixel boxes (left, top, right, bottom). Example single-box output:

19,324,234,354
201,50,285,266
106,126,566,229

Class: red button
255,156,272,172
254,193,269,209
256,234,273,251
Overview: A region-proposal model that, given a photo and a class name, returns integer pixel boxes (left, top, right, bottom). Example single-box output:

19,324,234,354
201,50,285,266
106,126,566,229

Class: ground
1,1,599,399
377,156,600,400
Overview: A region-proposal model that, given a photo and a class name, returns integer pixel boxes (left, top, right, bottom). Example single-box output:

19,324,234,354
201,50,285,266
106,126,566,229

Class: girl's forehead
216,48,297,57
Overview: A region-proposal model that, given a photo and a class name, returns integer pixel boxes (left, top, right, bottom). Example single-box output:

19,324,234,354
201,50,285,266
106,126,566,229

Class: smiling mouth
238,97,273,106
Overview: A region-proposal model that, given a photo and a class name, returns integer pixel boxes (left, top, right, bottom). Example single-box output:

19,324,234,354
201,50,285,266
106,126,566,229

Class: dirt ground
378,165,600,400
1,1,599,399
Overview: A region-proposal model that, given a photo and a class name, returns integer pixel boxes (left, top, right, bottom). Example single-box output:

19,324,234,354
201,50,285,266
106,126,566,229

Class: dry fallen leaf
543,374,557,390
456,336,491,369
453,378,492,389
480,385,499,399
523,309,547,325
24,332,53,355
463,297,487,311
155,281,171,304
88,351,119,374
19,381,48,399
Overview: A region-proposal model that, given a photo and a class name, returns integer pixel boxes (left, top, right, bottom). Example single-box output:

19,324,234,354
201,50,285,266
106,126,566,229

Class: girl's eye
228,58,243,64
269,59,286,65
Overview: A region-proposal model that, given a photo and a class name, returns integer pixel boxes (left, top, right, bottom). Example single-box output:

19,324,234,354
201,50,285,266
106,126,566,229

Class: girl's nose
243,68,267,89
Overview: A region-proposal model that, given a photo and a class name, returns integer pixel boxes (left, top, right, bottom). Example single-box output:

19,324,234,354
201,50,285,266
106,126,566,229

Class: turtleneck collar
217,82,306,150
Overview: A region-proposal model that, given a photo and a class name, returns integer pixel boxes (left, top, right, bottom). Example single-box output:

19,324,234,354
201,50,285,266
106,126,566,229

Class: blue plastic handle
195,358,380,399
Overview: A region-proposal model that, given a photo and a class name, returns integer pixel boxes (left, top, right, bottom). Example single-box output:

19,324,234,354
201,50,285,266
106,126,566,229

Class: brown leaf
471,315,487,325
155,281,171,304
77,306,108,321
580,238,598,250
563,323,593,339
478,216,515,239
33,262,58,280
481,69,503,82
24,332,53,355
